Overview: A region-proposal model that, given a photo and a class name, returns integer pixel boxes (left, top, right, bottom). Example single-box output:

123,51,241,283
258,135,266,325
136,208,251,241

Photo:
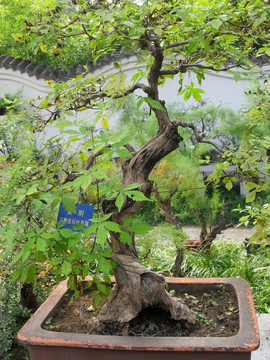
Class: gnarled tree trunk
97,42,196,327
98,121,196,326
99,254,195,324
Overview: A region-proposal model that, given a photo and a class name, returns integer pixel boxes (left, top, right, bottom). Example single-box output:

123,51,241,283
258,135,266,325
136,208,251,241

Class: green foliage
116,97,249,226
0,0,94,69
209,81,270,200
182,241,270,313
0,0,269,339
0,92,21,115
237,202,270,243
0,276,30,359
0,112,152,302
137,224,270,313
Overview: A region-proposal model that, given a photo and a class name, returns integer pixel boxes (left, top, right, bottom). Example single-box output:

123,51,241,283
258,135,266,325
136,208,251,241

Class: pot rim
17,277,260,352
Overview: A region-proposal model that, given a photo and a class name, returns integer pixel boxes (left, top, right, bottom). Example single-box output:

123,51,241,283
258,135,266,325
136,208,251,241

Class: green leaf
225,180,233,191
98,256,114,273
107,72,127,91
93,294,101,308
120,231,132,245
23,238,36,253
127,191,150,201
10,251,23,266
62,197,77,214
36,238,47,252
123,217,132,227
12,33,24,41
61,261,72,276
60,228,74,238
101,118,109,130
63,130,80,135
246,190,256,203
128,223,153,234
115,193,125,212
188,36,204,52
114,61,120,69
96,226,107,248
26,264,36,283
192,91,202,102
244,182,257,191
123,183,141,191
15,193,26,205
49,257,63,266
93,170,108,179
51,198,59,210
84,223,98,236
115,149,133,158
208,19,222,30
26,185,38,196
183,90,191,101
103,221,122,233
96,282,108,295
232,72,242,82
56,119,73,128
144,97,165,111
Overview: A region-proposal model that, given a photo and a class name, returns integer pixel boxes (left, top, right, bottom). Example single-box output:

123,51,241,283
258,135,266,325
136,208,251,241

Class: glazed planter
18,278,259,360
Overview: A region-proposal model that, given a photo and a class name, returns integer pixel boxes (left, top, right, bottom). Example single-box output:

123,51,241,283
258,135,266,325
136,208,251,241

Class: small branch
173,120,224,153
70,83,155,111
204,200,233,244
165,40,190,49
160,62,240,76
147,42,164,95
124,143,137,156
61,31,85,38
60,17,79,30
84,144,111,170
82,24,97,41
183,62,241,72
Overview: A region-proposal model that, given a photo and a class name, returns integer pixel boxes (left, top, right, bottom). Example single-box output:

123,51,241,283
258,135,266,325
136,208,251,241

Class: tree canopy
1,0,269,329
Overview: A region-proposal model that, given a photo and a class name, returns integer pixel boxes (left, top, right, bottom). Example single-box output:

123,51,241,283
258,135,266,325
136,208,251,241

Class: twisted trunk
98,122,196,326
97,42,196,327
99,254,195,325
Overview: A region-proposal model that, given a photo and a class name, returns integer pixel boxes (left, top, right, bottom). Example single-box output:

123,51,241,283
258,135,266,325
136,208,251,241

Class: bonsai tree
3,0,270,328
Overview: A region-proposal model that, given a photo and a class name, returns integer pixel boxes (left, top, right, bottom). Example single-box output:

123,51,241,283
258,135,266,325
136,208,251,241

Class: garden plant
0,0,270,348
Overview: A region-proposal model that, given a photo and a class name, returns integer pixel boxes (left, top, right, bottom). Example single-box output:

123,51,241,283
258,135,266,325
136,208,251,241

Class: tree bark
98,42,196,327
99,254,196,325
98,122,196,326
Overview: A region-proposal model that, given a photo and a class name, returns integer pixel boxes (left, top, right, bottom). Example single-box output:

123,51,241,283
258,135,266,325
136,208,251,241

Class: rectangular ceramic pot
17,277,259,360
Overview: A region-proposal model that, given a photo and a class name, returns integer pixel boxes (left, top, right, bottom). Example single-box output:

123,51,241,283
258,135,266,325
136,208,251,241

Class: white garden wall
0,54,259,114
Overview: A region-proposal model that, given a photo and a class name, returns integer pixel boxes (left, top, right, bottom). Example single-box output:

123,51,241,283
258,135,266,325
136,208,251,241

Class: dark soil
44,286,239,337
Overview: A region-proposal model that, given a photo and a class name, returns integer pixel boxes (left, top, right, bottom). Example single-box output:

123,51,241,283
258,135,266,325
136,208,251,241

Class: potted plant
2,0,268,358
18,277,259,360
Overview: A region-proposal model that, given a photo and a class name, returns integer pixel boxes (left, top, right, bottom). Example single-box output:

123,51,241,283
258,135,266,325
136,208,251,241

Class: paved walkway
252,314,270,360
183,226,255,241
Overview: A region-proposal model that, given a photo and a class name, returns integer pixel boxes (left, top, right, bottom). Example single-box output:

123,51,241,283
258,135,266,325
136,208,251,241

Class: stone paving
252,314,270,360
183,226,255,241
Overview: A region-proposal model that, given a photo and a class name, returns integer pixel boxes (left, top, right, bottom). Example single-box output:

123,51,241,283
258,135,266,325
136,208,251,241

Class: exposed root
98,254,196,326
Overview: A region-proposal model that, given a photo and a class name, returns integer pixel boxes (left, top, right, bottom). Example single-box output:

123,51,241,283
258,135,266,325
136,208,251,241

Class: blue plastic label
57,202,94,231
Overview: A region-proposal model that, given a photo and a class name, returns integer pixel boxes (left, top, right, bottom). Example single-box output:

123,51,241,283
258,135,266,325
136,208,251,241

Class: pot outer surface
18,278,260,360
